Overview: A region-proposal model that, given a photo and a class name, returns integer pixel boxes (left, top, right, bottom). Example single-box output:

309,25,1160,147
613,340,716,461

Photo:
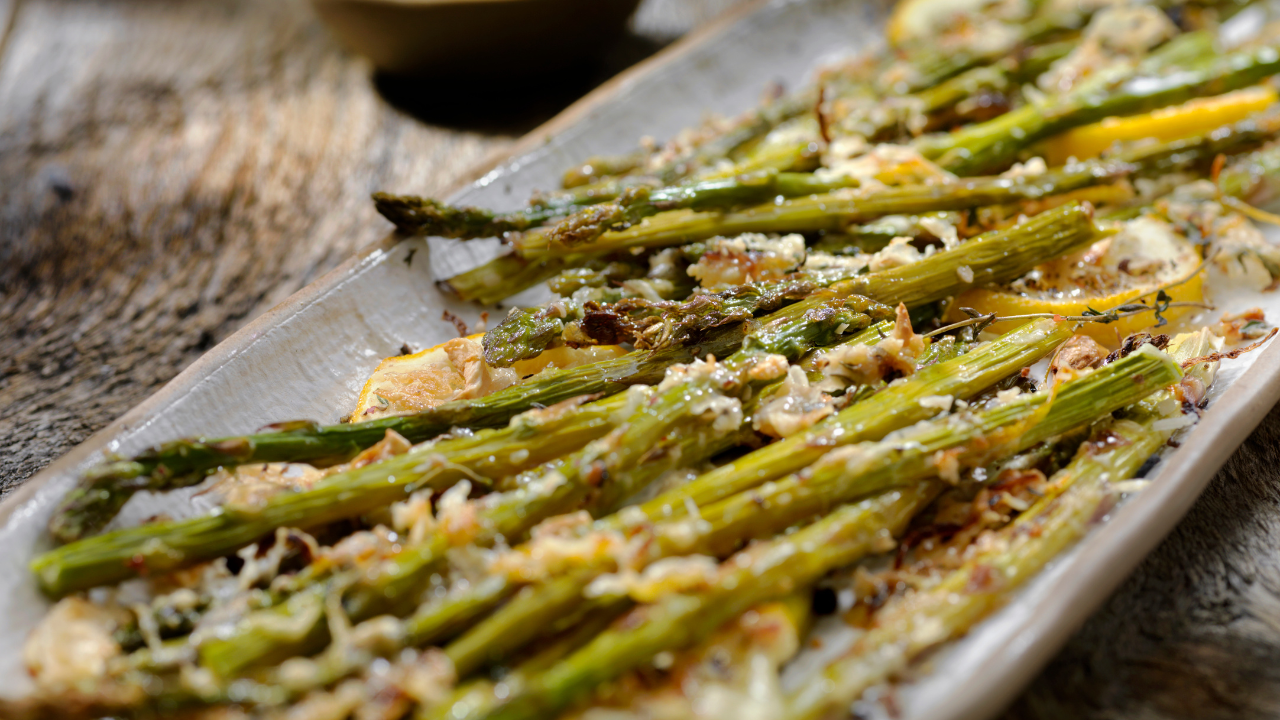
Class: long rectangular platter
4,1,1280,718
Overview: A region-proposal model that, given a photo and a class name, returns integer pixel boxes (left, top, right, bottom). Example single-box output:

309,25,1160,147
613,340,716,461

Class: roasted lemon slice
1042,86,1278,165
948,216,1205,345
353,335,628,422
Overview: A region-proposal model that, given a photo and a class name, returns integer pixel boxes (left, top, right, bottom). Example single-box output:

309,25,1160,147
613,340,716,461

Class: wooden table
3,1,1279,717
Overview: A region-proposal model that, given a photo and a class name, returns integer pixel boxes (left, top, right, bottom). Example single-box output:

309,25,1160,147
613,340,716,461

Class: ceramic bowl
312,0,645,75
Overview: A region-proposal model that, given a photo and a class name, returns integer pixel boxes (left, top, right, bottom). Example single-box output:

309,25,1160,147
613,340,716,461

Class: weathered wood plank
0,0,505,493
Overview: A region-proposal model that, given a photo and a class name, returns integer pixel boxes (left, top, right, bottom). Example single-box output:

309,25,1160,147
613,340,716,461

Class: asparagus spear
785,328,1220,719
837,38,1077,142
558,91,817,194
561,151,648,189
559,0,1094,195
447,108,1280,307
537,170,858,249
365,321,956,673
44,282,883,601
196,388,774,678
34,393,641,596
197,315,932,680
441,251,573,305
390,98,821,241
920,40,1280,175
511,113,1276,260
421,603,634,720
441,332,1170,678
0,341,1183,720
461,346,1182,720
786,415,1171,719
579,201,1099,349
625,319,1069,523
373,193,566,239
202,260,973,678
199,310,907,679
1218,140,1280,206
58,195,1097,541
50,322,747,543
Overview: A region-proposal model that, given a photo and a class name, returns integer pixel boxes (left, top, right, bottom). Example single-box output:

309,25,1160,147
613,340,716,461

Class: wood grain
3,1,1280,718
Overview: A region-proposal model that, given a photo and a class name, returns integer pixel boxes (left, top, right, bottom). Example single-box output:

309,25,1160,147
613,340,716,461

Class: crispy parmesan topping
817,142,954,188
747,354,791,383
870,236,929,271
437,481,481,546
586,555,720,602
1000,157,1048,179
1039,5,1175,93
1213,308,1269,344
1210,213,1280,290
391,491,436,546
561,600,802,720
24,597,127,688
812,304,926,392
205,430,412,509
754,367,837,438
918,214,961,250
688,233,807,290
1048,335,1108,382
204,462,326,509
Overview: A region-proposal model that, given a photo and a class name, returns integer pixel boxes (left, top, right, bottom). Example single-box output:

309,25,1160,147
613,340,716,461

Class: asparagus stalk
785,415,1171,720
482,258,697,369
388,102,823,241
920,40,1280,175
57,197,1096,540
511,113,1275,260
462,487,937,720
421,603,634,720
559,92,817,193
626,319,1070,523
199,310,893,680
204,286,935,678
442,334,1172,679
581,201,1099,350
461,346,1182,720
441,251,573,305
562,0,1094,195
51,323,748,543
34,392,642,596
838,38,1076,142
692,117,824,180
447,108,1280,306
1218,140,1280,206
373,193,567,239
0,343,1186,720
369,321,955,672
436,322,976,676
196,390,772,678
537,170,858,249
561,151,648,189
786,329,1219,718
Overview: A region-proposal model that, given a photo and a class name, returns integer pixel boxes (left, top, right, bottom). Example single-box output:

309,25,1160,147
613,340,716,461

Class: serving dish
4,1,1280,718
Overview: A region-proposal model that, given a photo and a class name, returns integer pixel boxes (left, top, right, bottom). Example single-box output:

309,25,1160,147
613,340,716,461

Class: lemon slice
947,216,1205,346
1041,86,1278,165
352,335,628,422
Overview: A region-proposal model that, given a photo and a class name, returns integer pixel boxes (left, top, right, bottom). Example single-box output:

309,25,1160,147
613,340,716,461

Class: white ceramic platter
4,1,1280,718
